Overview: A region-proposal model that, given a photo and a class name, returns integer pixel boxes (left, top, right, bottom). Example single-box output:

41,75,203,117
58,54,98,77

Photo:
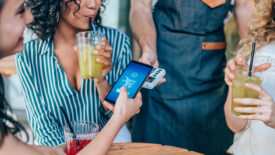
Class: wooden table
108,143,203,155
0,55,17,76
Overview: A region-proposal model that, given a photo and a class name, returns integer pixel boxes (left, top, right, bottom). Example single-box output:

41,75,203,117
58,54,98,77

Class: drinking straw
248,42,256,77
89,18,93,31
60,106,79,146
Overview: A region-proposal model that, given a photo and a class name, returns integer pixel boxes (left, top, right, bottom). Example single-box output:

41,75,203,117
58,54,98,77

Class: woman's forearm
0,134,64,155
224,87,248,133
32,145,66,155
78,114,124,155
94,78,111,103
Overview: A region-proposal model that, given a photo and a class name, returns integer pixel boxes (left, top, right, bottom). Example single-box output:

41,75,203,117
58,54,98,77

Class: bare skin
0,0,33,57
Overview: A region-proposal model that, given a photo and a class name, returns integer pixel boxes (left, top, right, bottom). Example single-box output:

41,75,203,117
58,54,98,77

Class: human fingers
103,101,115,112
245,83,272,100
253,63,271,72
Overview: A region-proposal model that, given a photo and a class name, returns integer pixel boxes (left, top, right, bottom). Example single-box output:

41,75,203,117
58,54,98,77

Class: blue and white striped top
16,26,132,146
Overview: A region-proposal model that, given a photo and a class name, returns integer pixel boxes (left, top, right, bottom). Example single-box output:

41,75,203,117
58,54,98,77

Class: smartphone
105,61,153,104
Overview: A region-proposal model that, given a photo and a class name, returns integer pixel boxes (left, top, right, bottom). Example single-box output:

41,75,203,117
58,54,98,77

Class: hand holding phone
105,61,153,104
111,87,142,122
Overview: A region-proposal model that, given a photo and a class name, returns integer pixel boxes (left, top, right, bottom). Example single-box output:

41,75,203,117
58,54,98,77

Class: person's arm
224,55,271,132
130,0,158,67
94,35,131,105
78,112,124,155
0,134,65,155
224,87,248,133
98,34,133,118
93,39,113,103
234,0,256,38
79,87,142,155
15,54,64,146
94,79,111,103
224,56,249,132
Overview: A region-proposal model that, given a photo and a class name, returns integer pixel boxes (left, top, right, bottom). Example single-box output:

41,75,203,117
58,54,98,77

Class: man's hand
139,52,159,67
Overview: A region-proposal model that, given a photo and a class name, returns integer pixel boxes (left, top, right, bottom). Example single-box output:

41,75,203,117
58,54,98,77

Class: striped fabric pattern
15,25,132,146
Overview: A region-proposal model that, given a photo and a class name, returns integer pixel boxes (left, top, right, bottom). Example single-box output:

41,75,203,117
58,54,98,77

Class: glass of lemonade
76,31,105,79
231,67,263,117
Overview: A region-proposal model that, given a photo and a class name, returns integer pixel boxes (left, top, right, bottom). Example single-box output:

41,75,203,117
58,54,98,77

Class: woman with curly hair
15,0,133,146
224,0,275,154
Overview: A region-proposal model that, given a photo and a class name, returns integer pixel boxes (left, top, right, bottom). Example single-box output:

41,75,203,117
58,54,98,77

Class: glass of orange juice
76,31,105,79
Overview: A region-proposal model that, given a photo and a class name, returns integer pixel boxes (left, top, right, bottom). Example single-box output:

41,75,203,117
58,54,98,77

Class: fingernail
96,58,101,62
234,107,240,111
96,45,101,49
94,51,99,54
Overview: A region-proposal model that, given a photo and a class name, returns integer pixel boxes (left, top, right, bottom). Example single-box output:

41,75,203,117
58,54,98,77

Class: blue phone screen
105,62,152,103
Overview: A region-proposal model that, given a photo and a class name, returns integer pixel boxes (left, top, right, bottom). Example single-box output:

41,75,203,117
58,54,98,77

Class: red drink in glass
66,139,92,155
64,121,99,155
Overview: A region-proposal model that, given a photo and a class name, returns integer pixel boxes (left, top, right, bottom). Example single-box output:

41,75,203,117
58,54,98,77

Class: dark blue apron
132,0,234,154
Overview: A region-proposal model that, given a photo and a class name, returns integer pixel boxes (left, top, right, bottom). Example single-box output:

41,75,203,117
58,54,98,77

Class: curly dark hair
26,0,106,40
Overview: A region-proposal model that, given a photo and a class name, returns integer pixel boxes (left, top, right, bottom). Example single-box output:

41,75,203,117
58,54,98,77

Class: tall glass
64,121,99,155
76,31,105,79
231,68,263,117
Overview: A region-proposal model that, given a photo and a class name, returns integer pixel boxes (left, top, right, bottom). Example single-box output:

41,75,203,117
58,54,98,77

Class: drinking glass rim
76,31,105,38
64,120,99,135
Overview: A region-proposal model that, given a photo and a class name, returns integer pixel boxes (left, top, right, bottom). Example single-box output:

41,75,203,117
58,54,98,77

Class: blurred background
1,0,241,144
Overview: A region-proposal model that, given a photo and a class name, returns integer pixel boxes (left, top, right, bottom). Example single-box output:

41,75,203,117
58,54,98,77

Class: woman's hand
93,38,113,81
234,83,275,129
224,54,248,86
224,54,270,86
103,87,142,123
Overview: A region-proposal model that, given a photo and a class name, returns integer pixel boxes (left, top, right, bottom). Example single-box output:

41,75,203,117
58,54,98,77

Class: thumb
120,87,128,95
153,60,159,68
253,63,271,72
135,91,142,99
